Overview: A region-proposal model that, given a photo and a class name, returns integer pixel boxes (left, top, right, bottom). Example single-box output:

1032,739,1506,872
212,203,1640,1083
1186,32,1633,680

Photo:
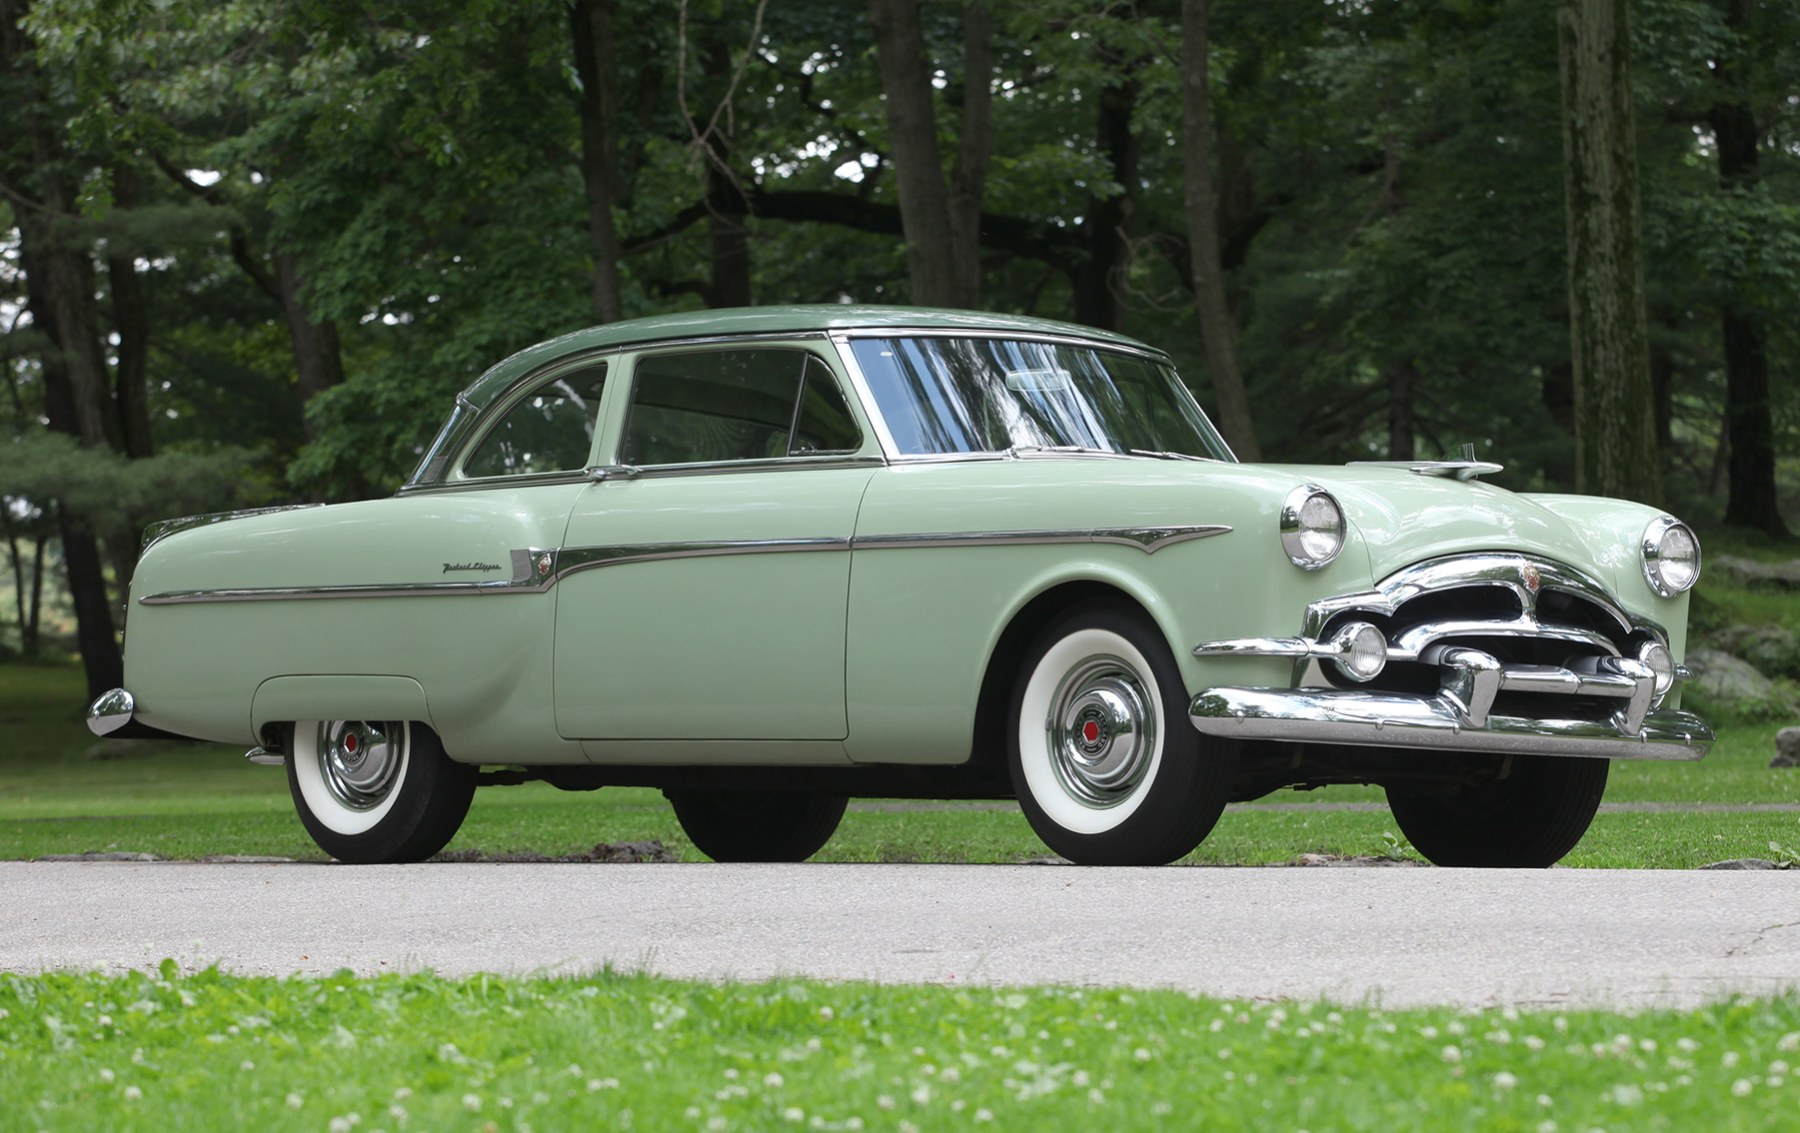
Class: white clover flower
461,1094,481,1112
1526,1036,1547,1052
1209,1019,1224,1033
1611,1083,1644,1106
1442,1046,1463,1064
1732,1079,1753,1098
1535,1122,1557,1133
845,1118,864,1131
910,1084,931,1104
1723,1052,1742,1069
1133,1048,1152,1063
974,1110,993,1123
781,1106,804,1121
707,1119,727,1132
123,1086,143,1102
819,1006,834,1020
1421,1026,1439,1039
239,1060,255,1072
685,1107,701,1119
1770,1060,1790,1076
330,1118,353,1133
1073,1070,1091,1086
1493,1072,1518,1090
1779,1033,1800,1053
98,1015,113,1027
387,1105,407,1121
394,1088,412,1101
98,1069,115,1084
877,1095,895,1110
1537,1094,1553,1107
287,1093,305,1110
765,1072,785,1089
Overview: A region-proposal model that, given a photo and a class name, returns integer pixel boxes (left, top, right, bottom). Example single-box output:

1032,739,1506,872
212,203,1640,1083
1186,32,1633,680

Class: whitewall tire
1008,602,1236,865
287,720,476,863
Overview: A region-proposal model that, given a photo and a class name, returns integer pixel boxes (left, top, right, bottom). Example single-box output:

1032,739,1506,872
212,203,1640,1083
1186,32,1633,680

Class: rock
1699,859,1779,870
1713,624,1800,681
1708,555,1800,589
1685,648,1776,704
1774,728,1800,769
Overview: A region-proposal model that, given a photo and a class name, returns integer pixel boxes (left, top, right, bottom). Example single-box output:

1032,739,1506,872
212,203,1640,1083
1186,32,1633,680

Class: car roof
458,304,1161,409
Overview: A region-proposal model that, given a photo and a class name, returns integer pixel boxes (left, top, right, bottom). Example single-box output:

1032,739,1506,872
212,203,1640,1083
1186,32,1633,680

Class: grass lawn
2,663,1795,867
2,966,1797,1132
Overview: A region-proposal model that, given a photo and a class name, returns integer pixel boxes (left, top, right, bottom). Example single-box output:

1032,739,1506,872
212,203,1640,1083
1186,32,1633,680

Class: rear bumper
85,688,189,742
1190,686,1712,761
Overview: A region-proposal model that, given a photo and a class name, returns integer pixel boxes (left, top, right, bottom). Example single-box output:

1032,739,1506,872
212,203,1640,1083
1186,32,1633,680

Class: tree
1556,0,1662,504
1180,0,1260,459
1707,0,1789,536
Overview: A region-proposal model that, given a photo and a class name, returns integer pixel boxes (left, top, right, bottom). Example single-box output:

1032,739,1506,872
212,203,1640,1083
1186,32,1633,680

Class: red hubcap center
1082,720,1101,745
343,733,359,754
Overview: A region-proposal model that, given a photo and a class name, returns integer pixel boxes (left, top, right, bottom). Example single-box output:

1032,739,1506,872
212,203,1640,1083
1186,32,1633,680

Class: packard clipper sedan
88,306,1711,867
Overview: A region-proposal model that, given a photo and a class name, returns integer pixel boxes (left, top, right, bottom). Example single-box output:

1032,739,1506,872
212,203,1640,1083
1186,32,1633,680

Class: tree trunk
4,0,123,696
273,253,347,433
1708,0,1788,536
1556,0,1661,504
867,0,962,307
1180,0,1261,460
1386,359,1418,461
569,0,626,322
947,2,992,307
1072,69,1139,332
699,37,752,309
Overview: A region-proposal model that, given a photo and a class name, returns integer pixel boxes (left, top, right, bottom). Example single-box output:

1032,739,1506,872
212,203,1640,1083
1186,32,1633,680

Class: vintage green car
88,306,1711,868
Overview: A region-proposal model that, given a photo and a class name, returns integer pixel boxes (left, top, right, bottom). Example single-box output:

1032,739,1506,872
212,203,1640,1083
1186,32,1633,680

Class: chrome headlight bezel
1280,484,1345,571
1641,516,1701,598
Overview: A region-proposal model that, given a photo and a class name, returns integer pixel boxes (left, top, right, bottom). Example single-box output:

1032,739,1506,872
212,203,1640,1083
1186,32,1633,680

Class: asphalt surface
4,862,1798,1008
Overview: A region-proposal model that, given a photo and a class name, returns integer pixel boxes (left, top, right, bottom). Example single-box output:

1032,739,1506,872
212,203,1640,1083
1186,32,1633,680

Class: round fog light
1332,622,1388,683
1637,640,1675,701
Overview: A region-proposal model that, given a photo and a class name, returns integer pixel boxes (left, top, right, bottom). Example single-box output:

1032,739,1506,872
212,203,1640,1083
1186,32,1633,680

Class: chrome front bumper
1189,685,1711,760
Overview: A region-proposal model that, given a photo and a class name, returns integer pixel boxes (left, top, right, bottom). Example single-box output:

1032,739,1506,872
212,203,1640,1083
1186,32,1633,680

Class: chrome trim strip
139,525,1231,605
1189,687,1712,761
554,538,848,578
854,525,1231,554
833,325,1172,364
610,455,887,480
141,505,325,554
86,688,136,736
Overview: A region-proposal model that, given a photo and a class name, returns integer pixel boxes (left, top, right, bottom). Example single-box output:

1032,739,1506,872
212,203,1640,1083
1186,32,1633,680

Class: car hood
1270,464,1645,586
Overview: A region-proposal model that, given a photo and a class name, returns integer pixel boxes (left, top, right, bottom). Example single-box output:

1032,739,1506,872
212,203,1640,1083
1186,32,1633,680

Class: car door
552,343,879,742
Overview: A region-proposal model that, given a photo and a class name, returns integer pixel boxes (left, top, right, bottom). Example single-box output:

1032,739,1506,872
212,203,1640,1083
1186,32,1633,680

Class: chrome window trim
398,471,594,496
603,455,888,480
137,524,1232,605
446,357,616,485
830,331,1236,465
617,342,878,472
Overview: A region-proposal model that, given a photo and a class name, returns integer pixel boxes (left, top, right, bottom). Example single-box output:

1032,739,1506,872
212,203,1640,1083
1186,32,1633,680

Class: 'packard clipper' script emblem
443,561,502,574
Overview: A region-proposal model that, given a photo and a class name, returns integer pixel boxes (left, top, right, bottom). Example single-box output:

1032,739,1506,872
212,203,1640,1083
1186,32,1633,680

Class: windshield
850,336,1234,461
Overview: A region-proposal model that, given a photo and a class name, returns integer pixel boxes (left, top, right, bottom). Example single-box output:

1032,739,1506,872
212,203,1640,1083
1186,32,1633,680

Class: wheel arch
251,675,438,750
969,579,1164,778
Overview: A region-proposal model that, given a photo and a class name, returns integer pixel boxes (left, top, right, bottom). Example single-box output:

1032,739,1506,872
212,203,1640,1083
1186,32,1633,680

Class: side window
622,349,862,466
462,364,608,478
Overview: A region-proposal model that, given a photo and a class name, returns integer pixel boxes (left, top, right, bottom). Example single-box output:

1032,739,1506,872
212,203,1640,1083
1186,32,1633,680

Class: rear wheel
1008,601,1235,866
666,789,847,862
288,720,476,864
1386,755,1608,868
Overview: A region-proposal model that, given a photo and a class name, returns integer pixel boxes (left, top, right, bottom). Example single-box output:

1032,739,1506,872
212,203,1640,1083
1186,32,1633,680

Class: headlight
1641,516,1700,597
1280,485,1345,570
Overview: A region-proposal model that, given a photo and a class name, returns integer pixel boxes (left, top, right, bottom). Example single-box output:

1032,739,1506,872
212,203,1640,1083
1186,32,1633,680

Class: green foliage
0,432,263,536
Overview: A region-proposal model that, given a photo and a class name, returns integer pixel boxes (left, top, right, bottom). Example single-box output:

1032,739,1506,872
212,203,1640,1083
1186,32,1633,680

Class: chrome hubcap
317,721,404,811
1045,656,1156,808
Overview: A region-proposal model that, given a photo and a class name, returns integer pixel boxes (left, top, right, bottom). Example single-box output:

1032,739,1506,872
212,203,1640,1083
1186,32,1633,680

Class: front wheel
288,720,477,863
1008,601,1235,866
666,789,847,862
1385,755,1608,868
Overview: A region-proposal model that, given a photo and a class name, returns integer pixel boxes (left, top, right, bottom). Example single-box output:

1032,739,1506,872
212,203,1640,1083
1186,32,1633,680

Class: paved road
3,862,1797,1008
